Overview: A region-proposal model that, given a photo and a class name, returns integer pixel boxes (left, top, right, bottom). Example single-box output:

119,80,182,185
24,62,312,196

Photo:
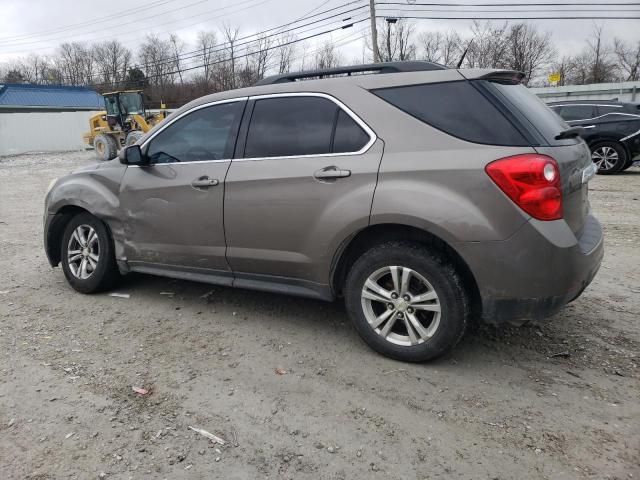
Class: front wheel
344,242,469,362
60,212,120,293
591,141,627,175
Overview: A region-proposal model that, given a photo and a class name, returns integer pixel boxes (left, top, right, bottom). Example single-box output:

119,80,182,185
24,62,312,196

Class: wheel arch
45,204,117,267
585,135,632,157
330,223,481,317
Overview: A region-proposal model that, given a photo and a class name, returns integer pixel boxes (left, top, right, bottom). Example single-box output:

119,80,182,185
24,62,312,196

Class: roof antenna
456,40,473,69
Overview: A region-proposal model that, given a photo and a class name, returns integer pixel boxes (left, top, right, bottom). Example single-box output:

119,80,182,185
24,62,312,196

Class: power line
377,15,640,19
377,1,640,5
0,0,210,48
85,19,366,89
0,0,272,54
377,7,640,12
0,0,175,42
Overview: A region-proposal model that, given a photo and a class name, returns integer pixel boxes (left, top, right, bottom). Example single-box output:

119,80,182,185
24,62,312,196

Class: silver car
44,62,603,361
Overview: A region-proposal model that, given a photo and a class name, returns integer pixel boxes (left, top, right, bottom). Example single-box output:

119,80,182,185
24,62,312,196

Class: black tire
591,141,627,175
94,134,118,161
621,156,636,171
125,130,144,147
60,212,120,294
344,241,469,362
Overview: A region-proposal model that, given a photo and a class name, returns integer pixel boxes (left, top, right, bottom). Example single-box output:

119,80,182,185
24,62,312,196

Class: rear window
482,82,578,146
371,81,528,146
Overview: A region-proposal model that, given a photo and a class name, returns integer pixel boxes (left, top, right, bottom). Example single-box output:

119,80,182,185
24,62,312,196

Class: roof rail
255,61,448,86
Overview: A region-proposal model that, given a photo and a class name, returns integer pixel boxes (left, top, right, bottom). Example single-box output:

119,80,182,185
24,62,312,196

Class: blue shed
0,83,103,112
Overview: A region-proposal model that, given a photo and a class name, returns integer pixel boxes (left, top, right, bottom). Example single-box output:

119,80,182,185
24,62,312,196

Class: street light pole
369,0,381,63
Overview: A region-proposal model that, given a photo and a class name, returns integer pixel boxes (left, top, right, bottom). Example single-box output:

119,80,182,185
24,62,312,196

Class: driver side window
147,101,242,163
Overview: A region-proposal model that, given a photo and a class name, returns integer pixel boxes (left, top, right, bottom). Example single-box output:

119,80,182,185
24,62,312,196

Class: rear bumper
456,214,604,324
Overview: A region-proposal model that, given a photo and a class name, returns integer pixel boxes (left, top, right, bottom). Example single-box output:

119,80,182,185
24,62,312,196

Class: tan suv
44,62,603,361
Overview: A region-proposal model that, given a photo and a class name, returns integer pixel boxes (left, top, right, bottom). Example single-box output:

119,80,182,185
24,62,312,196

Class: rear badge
582,163,597,184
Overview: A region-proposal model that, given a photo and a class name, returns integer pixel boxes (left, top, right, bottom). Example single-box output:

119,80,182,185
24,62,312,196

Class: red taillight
485,154,563,221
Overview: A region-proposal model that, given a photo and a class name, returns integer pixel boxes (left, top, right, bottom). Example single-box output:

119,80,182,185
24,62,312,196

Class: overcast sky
0,0,638,66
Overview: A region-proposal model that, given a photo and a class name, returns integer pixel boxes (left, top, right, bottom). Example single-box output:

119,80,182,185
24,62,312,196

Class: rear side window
333,110,369,153
245,97,336,158
244,96,371,158
371,81,528,146
597,105,624,116
557,105,596,121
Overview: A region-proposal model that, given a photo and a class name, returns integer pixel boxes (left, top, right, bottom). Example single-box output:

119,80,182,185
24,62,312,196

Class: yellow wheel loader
83,90,167,161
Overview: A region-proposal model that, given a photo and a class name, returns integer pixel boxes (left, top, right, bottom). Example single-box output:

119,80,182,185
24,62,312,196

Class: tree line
1,20,638,108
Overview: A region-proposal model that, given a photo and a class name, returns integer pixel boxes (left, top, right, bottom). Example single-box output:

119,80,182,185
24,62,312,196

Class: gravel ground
1,151,638,480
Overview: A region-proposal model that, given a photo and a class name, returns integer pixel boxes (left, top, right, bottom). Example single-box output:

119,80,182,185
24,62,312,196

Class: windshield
118,93,144,115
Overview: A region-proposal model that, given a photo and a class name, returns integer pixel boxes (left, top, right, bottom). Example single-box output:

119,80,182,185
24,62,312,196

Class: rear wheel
591,141,627,175
344,242,469,362
60,212,120,293
94,134,118,161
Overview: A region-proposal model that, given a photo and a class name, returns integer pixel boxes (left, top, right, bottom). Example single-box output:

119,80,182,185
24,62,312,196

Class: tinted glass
147,102,241,163
558,105,596,121
333,110,369,153
372,81,527,146
597,105,625,116
245,97,337,158
484,82,575,145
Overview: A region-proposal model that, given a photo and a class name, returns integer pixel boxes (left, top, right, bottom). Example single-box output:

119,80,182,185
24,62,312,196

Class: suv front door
119,99,245,280
224,93,382,294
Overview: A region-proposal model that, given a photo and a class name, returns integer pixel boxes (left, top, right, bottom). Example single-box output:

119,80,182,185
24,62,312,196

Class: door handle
582,125,596,129
313,166,351,180
191,176,219,188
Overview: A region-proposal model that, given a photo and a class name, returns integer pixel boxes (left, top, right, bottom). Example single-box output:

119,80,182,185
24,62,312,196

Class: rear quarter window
371,81,529,146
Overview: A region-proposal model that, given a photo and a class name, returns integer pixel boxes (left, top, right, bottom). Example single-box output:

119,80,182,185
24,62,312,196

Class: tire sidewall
345,244,467,362
60,213,114,294
592,141,627,175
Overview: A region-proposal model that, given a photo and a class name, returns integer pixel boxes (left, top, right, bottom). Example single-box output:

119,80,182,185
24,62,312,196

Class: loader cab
103,91,146,130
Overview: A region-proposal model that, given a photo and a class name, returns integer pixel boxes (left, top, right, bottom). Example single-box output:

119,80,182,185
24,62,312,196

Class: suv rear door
223,93,382,292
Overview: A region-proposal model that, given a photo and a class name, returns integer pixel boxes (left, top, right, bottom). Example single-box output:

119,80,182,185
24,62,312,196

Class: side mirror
119,145,148,166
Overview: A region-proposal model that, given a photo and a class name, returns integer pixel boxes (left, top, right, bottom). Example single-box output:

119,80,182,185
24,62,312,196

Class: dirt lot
0,151,638,479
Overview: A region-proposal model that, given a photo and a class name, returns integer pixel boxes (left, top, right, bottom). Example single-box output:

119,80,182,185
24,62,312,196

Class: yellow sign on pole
548,73,561,84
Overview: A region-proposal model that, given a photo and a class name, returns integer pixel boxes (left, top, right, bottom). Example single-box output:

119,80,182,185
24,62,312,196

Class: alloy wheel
592,146,619,171
67,224,100,279
360,266,441,346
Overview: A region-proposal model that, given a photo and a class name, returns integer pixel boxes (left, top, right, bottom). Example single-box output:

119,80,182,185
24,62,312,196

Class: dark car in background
548,100,640,174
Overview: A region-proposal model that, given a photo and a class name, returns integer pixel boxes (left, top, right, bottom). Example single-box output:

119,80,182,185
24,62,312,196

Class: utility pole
369,0,381,63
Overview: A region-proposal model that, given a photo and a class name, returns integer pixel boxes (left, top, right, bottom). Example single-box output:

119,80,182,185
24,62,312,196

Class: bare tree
196,31,217,84
19,54,50,84
169,34,186,85
56,42,95,85
220,24,240,90
587,25,615,83
418,31,442,63
376,19,416,62
614,38,640,81
314,41,342,69
276,33,296,74
93,40,132,89
505,23,555,84
139,34,175,96
464,21,509,69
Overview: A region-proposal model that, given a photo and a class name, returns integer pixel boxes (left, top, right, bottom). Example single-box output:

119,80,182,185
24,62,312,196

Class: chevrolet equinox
44,62,604,361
